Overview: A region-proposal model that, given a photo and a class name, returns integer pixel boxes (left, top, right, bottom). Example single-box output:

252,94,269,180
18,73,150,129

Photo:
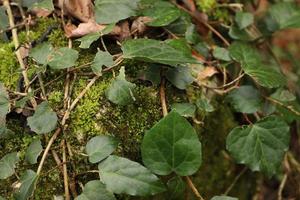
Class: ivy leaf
0,126,14,139
106,67,136,106
122,39,198,66
171,103,196,118
138,64,161,85
226,116,290,177
85,135,118,163
76,180,116,200
77,32,101,49
213,47,231,61
27,102,58,134
166,176,186,200
95,0,139,24
211,196,238,200
29,42,53,65
226,86,262,114
98,155,166,196
48,47,79,69
142,1,181,27
165,66,194,90
14,170,37,200
91,50,114,75
235,12,254,29
269,2,300,29
141,111,202,176
229,42,285,88
271,89,296,102
25,139,43,164
229,25,254,41
0,83,9,119
196,98,214,113
0,152,18,179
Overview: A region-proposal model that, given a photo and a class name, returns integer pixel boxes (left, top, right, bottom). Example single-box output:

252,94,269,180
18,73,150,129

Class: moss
48,90,64,108
196,0,216,12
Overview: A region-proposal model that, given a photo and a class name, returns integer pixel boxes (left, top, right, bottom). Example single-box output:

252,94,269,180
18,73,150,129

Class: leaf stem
185,176,205,200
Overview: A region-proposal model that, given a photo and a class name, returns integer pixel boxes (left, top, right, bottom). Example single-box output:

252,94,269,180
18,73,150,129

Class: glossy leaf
171,103,196,117
106,67,136,105
98,155,166,196
226,116,290,176
143,1,181,27
85,135,118,163
229,42,285,88
27,102,58,134
91,50,114,75
95,0,139,24
0,152,18,179
122,39,198,66
48,47,79,69
166,66,194,90
166,176,185,200
14,170,37,200
235,12,254,29
76,180,116,200
141,111,202,176
213,47,231,61
226,86,262,114
211,196,238,200
25,139,43,164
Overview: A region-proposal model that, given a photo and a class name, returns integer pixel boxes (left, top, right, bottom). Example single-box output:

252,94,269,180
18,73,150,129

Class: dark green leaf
77,33,101,49
14,170,37,200
0,83,9,118
235,12,254,29
29,42,53,65
141,111,202,176
226,86,262,114
226,116,290,176
166,66,194,90
98,155,166,196
166,176,185,200
0,152,18,179
143,1,181,27
95,0,139,24
48,47,78,69
27,102,58,134
85,135,118,163
211,196,238,200
171,103,196,117
185,24,201,44
25,139,43,164
122,39,198,66
196,98,214,113
213,47,231,61
269,2,300,29
106,67,136,106
0,126,14,139
91,50,114,75
229,25,254,41
138,64,161,85
76,180,116,200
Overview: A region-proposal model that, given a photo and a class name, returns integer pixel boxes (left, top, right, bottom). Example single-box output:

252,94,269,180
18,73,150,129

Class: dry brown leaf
30,8,52,17
65,20,106,38
131,16,152,35
197,66,218,82
58,0,94,22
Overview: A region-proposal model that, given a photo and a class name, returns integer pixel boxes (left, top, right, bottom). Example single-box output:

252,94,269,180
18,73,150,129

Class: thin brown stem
160,78,168,117
224,167,247,195
185,176,205,200
62,140,70,200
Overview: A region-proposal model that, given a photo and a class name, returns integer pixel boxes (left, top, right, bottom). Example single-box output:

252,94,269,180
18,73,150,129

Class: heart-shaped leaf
86,135,118,163
91,50,114,75
171,103,196,118
235,12,254,29
0,152,18,179
226,116,290,176
98,155,166,196
25,139,43,164
48,47,78,69
76,180,116,200
141,111,202,176
29,42,53,65
77,32,101,49
27,102,58,134
165,65,194,90
14,170,37,200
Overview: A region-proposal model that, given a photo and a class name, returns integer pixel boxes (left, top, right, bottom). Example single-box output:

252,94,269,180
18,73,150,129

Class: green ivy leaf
29,42,53,65
211,196,238,200
226,116,290,177
14,170,37,200
0,126,14,139
98,155,166,196
171,103,196,117
138,64,161,85
91,50,114,75
25,139,43,164
85,135,118,163
269,2,300,29
141,111,202,176
27,102,58,134
271,89,296,102
142,1,181,27
77,32,101,49
106,67,136,105
95,0,139,24
213,47,231,61
48,47,79,69
229,25,254,41
0,152,18,179
229,42,285,88
226,86,262,114
122,39,198,66
0,6,8,30
0,83,9,119
23,0,54,11
196,98,214,113
76,180,116,200
166,176,186,200
165,66,194,90
235,12,254,29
